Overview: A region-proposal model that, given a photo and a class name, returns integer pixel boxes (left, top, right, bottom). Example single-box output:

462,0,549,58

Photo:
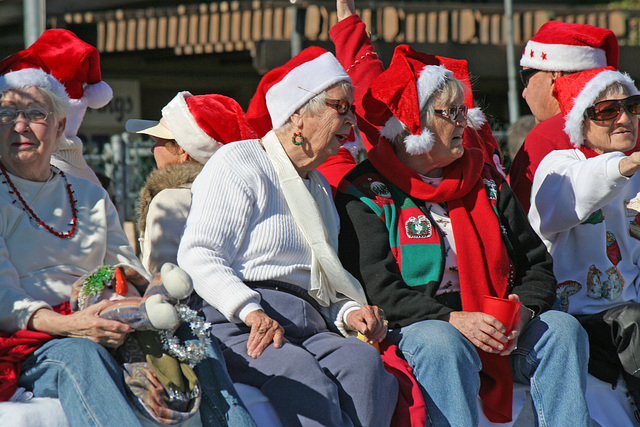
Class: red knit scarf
368,138,514,422
0,302,70,401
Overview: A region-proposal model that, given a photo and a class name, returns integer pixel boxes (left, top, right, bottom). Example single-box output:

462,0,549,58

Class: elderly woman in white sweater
177,47,397,426
0,52,148,425
529,66,640,421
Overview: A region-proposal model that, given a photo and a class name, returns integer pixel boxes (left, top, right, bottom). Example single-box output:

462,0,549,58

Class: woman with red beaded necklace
0,64,153,425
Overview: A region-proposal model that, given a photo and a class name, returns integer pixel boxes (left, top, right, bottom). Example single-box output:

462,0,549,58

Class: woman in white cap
177,46,397,426
128,91,258,426
0,48,150,425
335,43,589,425
529,66,640,422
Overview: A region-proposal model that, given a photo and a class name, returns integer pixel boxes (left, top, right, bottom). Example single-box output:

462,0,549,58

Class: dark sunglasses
585,95,640,122
519,68,541,88
434,105,468,122
324,99,356,115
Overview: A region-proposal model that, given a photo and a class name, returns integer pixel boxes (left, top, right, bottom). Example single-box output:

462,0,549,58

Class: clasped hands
244,304,387,358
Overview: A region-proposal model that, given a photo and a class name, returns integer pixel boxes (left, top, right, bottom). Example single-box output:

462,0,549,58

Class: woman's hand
498,294,531,356
448,294,529,356
448,310,510,354
244,309,285,358
336,0,356,21
346,305,387,343
619,152,640,177
28,300,132,348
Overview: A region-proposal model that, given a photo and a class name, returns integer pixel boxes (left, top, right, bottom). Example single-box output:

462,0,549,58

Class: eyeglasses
297,86,356,116
0,108,51,124
434,105,468,122
324,99,356,115
585,95,640,123
519,68,541,88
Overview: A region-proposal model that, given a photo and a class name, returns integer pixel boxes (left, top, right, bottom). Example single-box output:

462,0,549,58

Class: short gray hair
278,80,355,132
594,82,632,104
0,86,68,121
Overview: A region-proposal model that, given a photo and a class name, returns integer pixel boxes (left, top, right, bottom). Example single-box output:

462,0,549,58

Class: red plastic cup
482,295,522,334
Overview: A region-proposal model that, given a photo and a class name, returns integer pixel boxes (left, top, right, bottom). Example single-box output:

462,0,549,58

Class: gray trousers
201,288,398,427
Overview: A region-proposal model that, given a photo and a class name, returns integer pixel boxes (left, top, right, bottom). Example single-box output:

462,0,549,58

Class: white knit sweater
0,167,147,332
529,149,640,315
177,140,358,330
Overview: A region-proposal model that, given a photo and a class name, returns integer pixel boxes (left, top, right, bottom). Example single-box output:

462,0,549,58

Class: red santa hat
246,46,351,137
0,29,113,138
127,91,256,164
553,66,638,147
362,44,484,155
0,50,69,105
520,21,618,72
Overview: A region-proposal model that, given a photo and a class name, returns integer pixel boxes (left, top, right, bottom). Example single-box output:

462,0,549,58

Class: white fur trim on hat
379,114,436,155
83,81,113,109
0,68,69,105
404,129,435,155
466,107,486,130
163,91,222,164
520,40,607,72
266,52,351,129
564,70,639,147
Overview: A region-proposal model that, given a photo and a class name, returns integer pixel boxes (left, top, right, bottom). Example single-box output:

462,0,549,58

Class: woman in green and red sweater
334,9,590,424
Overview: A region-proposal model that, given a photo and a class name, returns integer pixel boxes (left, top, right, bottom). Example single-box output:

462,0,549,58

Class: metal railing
85,134,156,223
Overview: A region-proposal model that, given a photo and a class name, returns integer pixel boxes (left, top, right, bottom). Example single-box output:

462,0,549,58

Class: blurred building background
3,0,640,221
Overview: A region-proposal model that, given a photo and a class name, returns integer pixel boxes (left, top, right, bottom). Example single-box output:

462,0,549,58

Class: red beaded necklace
0,162,78,239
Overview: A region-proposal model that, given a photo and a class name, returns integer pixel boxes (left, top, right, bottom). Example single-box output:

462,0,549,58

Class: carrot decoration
115,266,129,296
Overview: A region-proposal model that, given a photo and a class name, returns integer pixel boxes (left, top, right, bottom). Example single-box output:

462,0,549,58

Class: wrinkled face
0,87,64,179
583,91,639,154
425,92,468,168
151,137,185,169
299,85,355,169
521,68,561,123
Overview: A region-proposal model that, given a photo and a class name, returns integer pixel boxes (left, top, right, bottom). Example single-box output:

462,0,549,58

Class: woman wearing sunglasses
529,66,640,422
177,46,398,426
335,38,590,424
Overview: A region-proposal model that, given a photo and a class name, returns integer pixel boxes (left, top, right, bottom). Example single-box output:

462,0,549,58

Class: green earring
292,132,305,146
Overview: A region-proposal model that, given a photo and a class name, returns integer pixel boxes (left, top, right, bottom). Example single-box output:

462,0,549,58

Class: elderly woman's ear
55,117,67,139
290,111,304,129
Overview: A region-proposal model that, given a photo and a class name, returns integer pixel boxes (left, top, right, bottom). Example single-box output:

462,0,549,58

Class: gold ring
258,329,265,333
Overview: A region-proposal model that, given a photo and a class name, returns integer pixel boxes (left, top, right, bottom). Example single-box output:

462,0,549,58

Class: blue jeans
387,310,590,427
510,310,590,427
175,322,256,426
18,337,143,427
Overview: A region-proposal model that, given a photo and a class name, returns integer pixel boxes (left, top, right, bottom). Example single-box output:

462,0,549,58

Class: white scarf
262,131,367,307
